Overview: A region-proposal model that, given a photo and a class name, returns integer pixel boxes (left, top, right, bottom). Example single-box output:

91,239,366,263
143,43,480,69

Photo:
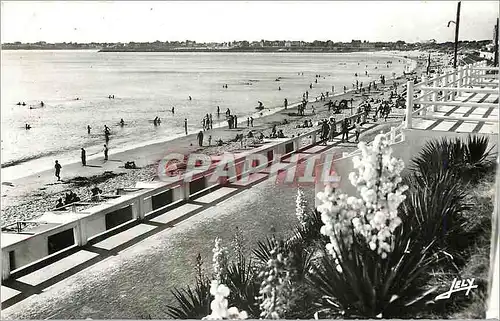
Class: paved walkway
1,122,379,309
411,91,499,134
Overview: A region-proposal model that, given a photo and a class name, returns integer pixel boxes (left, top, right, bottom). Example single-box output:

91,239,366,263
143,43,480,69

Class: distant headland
1,39,493,53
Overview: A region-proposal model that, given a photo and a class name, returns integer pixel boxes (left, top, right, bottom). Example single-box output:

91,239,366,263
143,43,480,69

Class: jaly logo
434,278,478,301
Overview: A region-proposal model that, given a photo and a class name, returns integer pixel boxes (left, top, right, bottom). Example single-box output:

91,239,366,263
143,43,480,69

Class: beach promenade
1,114,391,318
1,52,423,318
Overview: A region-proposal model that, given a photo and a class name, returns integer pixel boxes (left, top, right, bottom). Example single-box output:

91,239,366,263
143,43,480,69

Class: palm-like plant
411,135,495,184
288,209,327,249
252,236,284,266
462,135,496,182
402,170,470,258
223,258,261,318
308,225,443,318
165,278,211,319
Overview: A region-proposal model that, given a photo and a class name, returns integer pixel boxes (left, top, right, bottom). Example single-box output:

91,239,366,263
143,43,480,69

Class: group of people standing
202,114,213,130
320,116,362,144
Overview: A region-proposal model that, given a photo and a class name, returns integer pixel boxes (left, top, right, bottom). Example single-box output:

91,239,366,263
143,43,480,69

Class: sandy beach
1,52,425,227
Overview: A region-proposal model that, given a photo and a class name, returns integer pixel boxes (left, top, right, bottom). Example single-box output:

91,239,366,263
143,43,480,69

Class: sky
1,1,499,44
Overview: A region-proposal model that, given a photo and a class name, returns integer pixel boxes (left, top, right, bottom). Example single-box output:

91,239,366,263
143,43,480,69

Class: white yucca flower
317,133,408,264
203,280,248,320
258,246,293,319
295,188,308,227
212,237,228,282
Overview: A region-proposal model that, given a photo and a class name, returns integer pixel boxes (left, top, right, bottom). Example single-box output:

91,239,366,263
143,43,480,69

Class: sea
1,50,413,181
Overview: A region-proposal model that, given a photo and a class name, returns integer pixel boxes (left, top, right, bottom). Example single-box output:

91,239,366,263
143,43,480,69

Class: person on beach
209,114,213,129
217,106,220,117
120,119,125,127
81,148,86,166
184,119,188,135
250,117,254,127
91,186,103,201
355,121,361,143
341,119,349,143
189,96,192,101
247,117,250,127
103,144,109,161
55,160,62,181
278,86,281,91
171,107,175,114
309,84,313,89
320,120,329,145
197,131,204,147
306,91,309,99
343,86,347,93
328,118,336,142
87,125,91,134
350,98,354,107
284,98,288,109
55,198,64,209
208,135,212,146
234,115,238,129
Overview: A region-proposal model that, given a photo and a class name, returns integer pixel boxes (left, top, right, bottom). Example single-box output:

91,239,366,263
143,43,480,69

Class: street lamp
447,1,461,69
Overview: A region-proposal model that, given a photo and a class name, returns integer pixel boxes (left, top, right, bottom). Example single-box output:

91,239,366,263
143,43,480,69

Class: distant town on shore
2,39,494,53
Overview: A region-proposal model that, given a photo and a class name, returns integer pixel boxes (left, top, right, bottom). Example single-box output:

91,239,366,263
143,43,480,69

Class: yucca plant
411,135,495,184
308,225,443,318
288,209,327,249
165,278,211,319
402,170,470,259
461,135,496,183
252,236,285,266
223,258,261,318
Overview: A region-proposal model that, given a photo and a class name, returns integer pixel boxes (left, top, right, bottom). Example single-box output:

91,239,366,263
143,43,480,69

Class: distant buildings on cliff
2,39,494,53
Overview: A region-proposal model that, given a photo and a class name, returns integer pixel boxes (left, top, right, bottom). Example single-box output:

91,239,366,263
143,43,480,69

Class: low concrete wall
1,111,367,280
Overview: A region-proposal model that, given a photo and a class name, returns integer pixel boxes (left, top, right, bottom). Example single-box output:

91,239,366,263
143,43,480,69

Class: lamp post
447,1,461,69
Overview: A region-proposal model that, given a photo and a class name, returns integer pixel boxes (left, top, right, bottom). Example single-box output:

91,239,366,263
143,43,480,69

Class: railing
405,61,499,129
1,110,366,280
341,122,405,159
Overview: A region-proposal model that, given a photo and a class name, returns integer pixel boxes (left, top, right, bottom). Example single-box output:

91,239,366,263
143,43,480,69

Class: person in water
171,106,175,114
103,144,109,161
87,125,91,134
40,101,44,107
81,148,87,166
22,102,26,106
284,98,288,109
184,118,188,135
55,160,62,181
120,119,125,126
189,96,192,101
25,124,31,130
